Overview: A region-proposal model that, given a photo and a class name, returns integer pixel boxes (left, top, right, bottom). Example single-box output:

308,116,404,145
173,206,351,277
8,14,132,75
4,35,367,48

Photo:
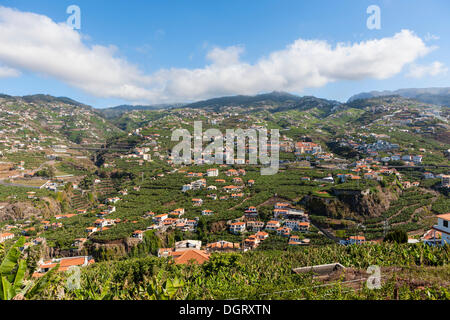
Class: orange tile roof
437,213,450,221
158,248,173,255
59,257,87,268
275,202,289,207
207,241,240,249
0,232,14,237
171,249,210,265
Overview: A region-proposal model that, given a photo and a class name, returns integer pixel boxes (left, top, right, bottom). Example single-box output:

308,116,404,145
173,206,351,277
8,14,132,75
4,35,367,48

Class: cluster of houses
295,142,322,155
360,140,400,154
228,202,311,248
335,137,429,165
181,167,254,206
379,154,423,164
336,163,399,183
143,209,199,233
291,141,337,162
337,213,450,247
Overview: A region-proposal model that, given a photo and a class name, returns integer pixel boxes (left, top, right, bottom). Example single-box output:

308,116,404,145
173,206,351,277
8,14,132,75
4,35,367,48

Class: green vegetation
19,240,450,300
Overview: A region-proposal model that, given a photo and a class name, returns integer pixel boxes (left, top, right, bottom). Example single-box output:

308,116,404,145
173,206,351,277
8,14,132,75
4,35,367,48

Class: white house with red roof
153,214,168,224
0,232,14,243
229,222,246,234
348,235,366,245
207,168,219,177
432,213,450,245
265,220,281,231
132,230,144,240
33,256,94,277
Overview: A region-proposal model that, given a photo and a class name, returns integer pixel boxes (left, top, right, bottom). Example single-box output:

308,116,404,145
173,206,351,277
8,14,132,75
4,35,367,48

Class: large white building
207,168,219,177
433,213,450,246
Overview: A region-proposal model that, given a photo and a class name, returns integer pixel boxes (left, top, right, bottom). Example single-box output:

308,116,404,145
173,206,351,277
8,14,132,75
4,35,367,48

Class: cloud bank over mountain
0,6,443,103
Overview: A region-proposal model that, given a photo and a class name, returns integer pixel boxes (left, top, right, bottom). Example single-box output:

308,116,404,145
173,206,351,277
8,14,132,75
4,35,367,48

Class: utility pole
383,220,389,238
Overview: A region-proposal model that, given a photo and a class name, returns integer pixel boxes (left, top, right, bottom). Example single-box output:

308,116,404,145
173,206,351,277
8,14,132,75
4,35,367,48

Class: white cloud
152,30,433,101
0,6,153,101
0,65,20,78
407,61,448,78
0,6,438,103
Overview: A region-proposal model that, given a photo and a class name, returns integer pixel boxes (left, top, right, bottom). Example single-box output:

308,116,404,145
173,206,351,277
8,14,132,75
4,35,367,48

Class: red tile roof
437,213,450,221
171,249,210,265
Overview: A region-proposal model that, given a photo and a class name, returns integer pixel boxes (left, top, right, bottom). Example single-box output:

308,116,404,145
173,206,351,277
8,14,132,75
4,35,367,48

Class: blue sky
0,0,448,108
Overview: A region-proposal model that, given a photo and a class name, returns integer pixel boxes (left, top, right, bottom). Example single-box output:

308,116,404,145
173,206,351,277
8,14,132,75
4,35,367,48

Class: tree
388,160,405,167
64,182,73,192
383,230,408,243
34,166,55,178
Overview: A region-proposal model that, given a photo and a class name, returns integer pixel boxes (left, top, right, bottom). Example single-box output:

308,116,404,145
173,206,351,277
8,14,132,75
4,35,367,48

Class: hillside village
0,93,449,283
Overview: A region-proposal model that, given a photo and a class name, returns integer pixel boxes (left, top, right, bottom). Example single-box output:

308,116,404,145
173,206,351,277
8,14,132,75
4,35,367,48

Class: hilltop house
244,235,260,250
206,240,240,253
182,184,192,192
432,213,450,245
33,256,94,277
295,142,322,155
441,175,450,188
274,202,290,210
0,232,14,243
246,220,265,232
284,221,310,232
421,229,442,246
192,198,203,206
132,230,144,240
85,226,97,233
255,231,269,241
175,240,202,251
169,250,210,265
185,219,198,231
153,214,168,224
266,220,281,231
229,222,246,234
276,227,292,237
170,208,185,217
345,236,366,245
202,209,214,216
94,219,115,229
207,168,219,177
158,248,174,258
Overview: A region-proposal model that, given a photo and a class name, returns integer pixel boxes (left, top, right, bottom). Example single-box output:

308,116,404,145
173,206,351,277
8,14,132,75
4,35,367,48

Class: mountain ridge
348,87,450,107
